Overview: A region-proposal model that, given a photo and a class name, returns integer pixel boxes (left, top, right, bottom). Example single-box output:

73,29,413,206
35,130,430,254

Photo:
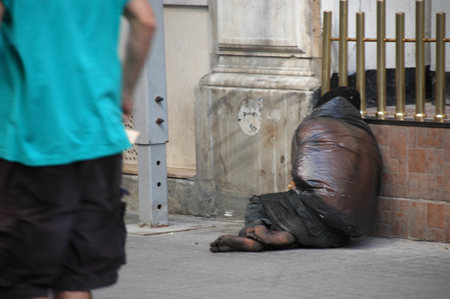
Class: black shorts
0,154,127,299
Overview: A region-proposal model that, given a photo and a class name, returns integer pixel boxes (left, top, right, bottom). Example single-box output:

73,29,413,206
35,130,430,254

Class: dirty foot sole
210,235,263,253
246,226,296,248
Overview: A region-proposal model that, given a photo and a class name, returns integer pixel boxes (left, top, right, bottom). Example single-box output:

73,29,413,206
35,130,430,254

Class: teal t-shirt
0,0,131,166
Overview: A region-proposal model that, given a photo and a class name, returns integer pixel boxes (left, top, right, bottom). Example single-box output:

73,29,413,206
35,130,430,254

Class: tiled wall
369,124,450,242
372,197,450,242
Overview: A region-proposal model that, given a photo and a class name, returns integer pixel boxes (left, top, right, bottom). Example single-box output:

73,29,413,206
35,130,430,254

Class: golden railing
322,0,449,123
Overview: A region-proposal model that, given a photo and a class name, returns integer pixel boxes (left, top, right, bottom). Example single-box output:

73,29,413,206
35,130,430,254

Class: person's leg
244,195,269,224
210,195,297,253
53,154,126,293
245,225,296,249
209,235,264,252
0,159,81,299
210,218,297,252
53,291,91,299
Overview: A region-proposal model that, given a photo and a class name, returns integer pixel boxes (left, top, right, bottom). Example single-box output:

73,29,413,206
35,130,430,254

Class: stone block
409,201,426,240
444,204,450,217
417,127,444,149
443,162,450,175
408,173,437,200
388,159,399,173
391,212,409,237
424,227,445,242
445,130,450,161
408,148,427,173
381,172,399,197
446,217,450,242
371,125,389,147
398,160,408,185
389,127,407,160
425,148,444,174
407,127,416,148
427,202,445,229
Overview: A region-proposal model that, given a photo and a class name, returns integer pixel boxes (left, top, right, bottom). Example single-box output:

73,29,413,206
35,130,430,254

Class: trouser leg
0,159,81,298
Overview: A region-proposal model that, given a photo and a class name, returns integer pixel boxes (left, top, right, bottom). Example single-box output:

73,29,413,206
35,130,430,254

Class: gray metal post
134,0,169,227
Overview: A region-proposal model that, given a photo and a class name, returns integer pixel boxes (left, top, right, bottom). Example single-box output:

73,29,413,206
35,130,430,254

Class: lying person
210,87,382,252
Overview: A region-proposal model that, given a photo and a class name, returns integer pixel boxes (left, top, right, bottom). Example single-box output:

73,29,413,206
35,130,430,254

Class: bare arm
122,0,156,118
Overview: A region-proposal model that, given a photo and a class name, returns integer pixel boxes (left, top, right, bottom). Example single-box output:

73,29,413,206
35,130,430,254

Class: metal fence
322,0,449,122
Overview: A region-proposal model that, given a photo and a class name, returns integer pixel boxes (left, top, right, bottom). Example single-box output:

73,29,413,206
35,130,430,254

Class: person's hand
122,94,133,121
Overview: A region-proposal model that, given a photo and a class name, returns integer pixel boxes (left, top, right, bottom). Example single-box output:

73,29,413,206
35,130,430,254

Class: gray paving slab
94,213,450,299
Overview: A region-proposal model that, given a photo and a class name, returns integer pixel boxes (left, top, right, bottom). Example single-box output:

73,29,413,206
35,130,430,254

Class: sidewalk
94,213,450,299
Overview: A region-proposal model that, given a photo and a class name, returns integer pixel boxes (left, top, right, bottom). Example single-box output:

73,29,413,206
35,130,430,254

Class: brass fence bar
395,12,406,120
376,0,387,118
325,1,449,123
435,12,446,122
322,11,332,96
356,12,366,116
339,0,348,86
415,0,426,120
331,37,450,42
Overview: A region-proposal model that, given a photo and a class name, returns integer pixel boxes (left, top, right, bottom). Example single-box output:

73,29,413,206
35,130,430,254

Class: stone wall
369,124,450,243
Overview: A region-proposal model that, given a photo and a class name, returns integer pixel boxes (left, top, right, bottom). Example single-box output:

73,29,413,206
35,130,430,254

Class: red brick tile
380,198,408,212
417,127,444,149
444,204,450,217
372,223,391,237
407,127,416,148
399,200,409,212
427,202,445,228
408,173,437,200
391,212,409,237
446,217,450,242
376,199,390,222
409,201,426,240
445,130,450,161
437,191,450,202
379,146,390,173
388,159,399,173
389,127,408,159
424,227,445,242
376,208,391,224
378,197,389,210
425,149,444,174
381,172,400,197
436,178,450,201
398,160,408,186
397,185,408,198
436,176,450,192
408,148,427,173
443,162,450,175
371,125,389,146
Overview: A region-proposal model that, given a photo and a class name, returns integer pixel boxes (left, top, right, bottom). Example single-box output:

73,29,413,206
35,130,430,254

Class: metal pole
322,11,332,96
395,12,406,120
339,0,348,86
134,0,169,227
435,12,446,122
376,0,387,118
415,0,426,121
356,12,366,117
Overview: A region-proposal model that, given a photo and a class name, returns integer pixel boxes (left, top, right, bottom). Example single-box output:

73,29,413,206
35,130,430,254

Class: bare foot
209,235,264,253
53,291,92,299
245,225,296,248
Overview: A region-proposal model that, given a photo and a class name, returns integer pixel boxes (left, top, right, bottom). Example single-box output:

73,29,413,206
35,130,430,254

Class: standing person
0,0,155,298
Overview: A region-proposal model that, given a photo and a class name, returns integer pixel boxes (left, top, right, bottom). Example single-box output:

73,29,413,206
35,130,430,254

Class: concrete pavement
94,213,450,299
